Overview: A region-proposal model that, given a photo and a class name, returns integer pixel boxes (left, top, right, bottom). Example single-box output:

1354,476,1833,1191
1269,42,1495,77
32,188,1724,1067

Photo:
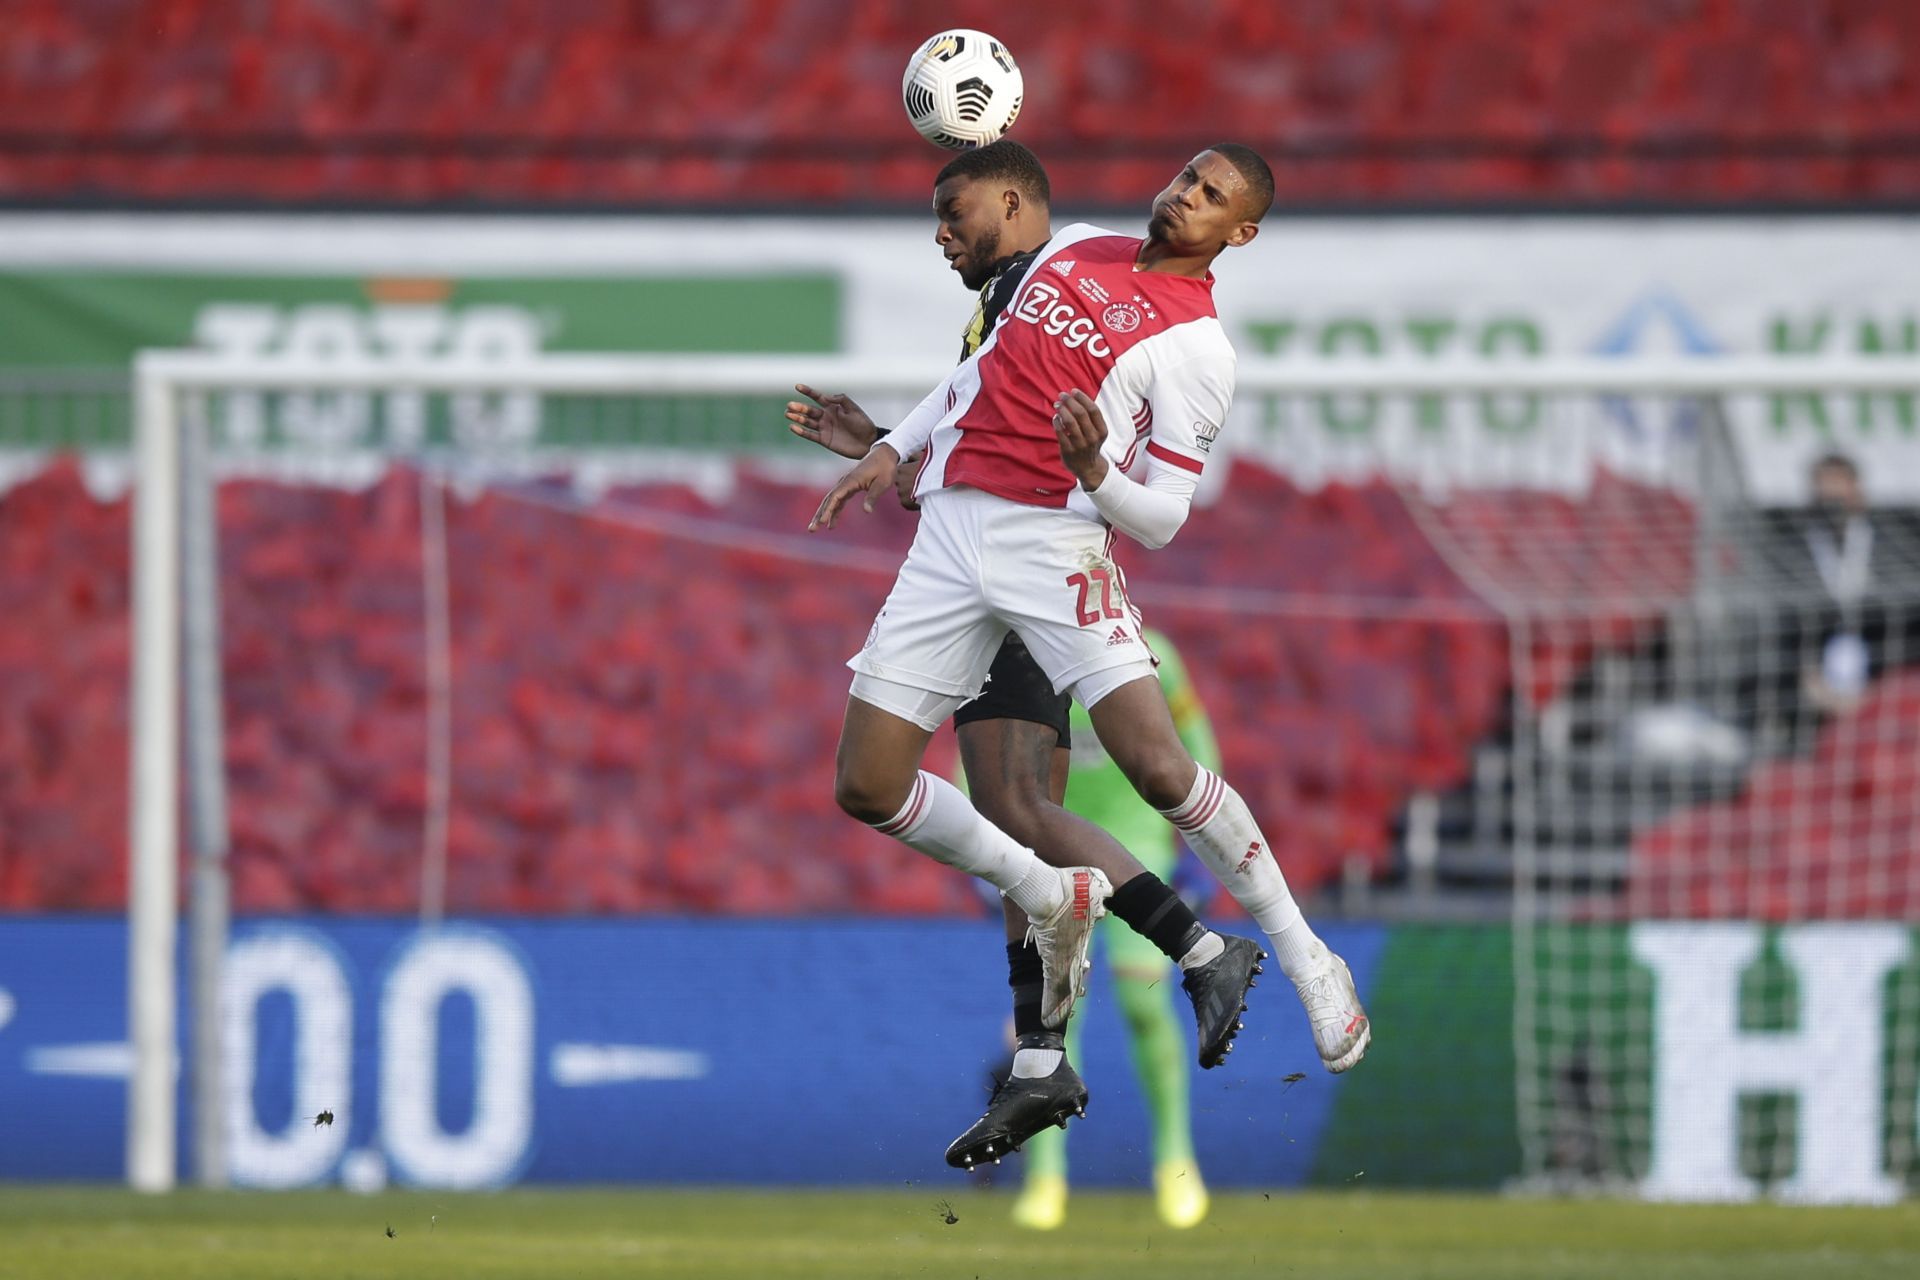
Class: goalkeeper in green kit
1009,625,1219,1231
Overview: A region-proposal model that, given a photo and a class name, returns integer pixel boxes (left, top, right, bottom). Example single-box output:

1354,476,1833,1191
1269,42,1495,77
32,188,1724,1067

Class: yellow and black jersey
958,248,1041,362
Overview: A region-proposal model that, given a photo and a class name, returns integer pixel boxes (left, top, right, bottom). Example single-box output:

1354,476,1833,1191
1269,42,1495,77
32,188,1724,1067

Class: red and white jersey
894,223,1235,525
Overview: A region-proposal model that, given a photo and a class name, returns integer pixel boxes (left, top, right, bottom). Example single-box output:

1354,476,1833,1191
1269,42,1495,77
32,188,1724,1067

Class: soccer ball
901,29,1024,150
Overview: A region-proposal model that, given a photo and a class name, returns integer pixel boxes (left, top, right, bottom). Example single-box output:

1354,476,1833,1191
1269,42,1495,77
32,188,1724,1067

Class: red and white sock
872,771,1065,920
1158,765,1327,985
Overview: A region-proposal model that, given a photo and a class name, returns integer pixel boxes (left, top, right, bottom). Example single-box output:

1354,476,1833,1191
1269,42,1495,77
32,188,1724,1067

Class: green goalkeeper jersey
1065,628,1220,865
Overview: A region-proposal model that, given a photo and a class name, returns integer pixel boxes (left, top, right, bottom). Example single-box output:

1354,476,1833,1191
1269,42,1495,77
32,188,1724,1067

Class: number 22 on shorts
1066,567,1125,627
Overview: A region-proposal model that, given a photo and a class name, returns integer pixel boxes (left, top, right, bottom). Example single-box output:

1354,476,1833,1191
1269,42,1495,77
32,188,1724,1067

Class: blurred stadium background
5,1,1920,1275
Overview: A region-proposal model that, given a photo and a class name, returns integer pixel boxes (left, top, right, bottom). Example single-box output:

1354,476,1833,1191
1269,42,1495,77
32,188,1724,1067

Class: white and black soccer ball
901,29,1023,150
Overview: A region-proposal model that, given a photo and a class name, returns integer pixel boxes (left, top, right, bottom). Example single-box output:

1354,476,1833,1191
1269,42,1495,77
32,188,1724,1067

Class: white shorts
847,486,1155,709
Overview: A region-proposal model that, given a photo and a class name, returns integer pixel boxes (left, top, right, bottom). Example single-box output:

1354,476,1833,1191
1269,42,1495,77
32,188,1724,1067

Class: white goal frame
126,349,1920,1191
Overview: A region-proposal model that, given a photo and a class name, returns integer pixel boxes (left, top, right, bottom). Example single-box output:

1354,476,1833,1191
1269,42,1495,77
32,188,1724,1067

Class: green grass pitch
1,1186,1916,1279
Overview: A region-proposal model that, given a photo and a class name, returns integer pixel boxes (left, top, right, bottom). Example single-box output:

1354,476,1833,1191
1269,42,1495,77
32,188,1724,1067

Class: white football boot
1026,866,1112,1030
1296,950,1371,1073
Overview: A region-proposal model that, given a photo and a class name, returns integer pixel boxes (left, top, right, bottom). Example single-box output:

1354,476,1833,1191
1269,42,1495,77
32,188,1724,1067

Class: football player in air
789,143,1264,1170
803,141,1369,1168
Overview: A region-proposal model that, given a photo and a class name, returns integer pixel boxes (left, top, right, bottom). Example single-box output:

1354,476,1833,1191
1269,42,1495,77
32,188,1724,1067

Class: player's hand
894,454,924,511
810,445,900,531
1053,389,1110,490
785,384,879,459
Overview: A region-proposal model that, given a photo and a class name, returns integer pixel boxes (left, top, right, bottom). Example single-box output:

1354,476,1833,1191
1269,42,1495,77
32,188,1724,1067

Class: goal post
127,349,1920,1193
127,360,180,1193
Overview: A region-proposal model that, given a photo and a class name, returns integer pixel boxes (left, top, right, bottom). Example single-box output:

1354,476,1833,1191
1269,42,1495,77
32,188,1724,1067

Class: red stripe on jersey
1122,401,1152,469
1147,440,1204,474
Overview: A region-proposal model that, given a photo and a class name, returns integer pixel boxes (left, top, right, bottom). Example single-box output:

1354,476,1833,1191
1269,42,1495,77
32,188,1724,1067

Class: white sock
1176,931,1225,972
1158,765,1327,986
1009,1047,1063,1079
1006,859,1069,924
1268,919,1326,982
872,771,1064,920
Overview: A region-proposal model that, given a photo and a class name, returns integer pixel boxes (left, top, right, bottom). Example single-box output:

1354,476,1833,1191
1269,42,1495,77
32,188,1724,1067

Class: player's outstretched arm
809,446,901,531
785,383,879,460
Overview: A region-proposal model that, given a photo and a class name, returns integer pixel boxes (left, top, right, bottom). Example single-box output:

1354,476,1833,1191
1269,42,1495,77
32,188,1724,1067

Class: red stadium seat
0,457,1528,913
1629,671,1920,920
16,452,1912,920
5,1,1915,205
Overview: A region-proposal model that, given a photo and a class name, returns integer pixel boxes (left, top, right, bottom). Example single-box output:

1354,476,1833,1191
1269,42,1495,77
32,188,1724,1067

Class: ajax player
811,144,1372,1161
787,142,1264,1172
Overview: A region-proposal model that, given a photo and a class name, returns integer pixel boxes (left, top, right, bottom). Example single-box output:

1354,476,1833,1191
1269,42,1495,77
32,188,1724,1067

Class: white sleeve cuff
1084,465,1191,550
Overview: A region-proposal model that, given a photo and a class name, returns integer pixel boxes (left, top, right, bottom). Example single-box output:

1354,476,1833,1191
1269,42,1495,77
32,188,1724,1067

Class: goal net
101,352,1920,1196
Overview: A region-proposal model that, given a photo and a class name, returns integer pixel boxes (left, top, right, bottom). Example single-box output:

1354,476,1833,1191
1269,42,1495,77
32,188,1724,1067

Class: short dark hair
1206,142,1274,222
934,139,1051,207
1812,452,1859,479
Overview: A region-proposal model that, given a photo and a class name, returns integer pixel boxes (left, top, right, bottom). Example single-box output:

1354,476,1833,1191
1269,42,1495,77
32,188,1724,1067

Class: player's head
932,139,1053,290
1146,144,1273,259
1811,451,1864,515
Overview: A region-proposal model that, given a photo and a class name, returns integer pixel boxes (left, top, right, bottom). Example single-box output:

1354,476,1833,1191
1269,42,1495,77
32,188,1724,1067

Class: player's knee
1130,752,1196,811
833,766,907,826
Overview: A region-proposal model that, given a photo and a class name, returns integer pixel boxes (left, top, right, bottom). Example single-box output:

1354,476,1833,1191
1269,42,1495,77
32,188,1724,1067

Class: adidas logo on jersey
1105,627,1133,648
1049,259,1075,277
